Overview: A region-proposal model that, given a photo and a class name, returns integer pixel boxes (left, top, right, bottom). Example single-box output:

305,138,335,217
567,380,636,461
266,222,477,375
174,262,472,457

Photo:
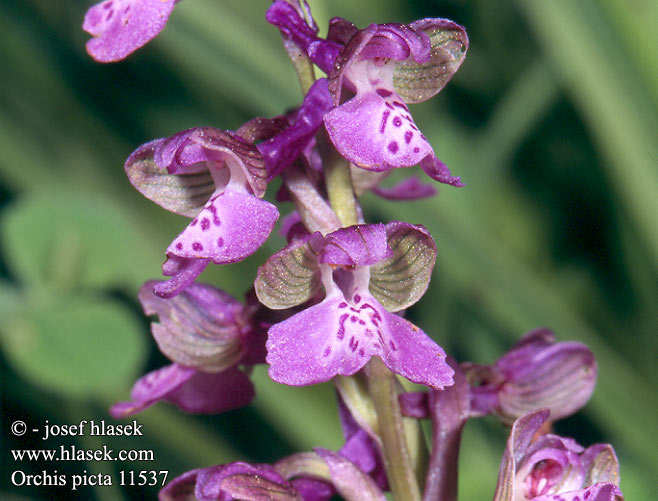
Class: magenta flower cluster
84,1,625,500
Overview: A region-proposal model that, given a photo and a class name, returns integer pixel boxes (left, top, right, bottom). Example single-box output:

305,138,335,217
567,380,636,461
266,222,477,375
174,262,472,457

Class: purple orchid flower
110,281,266,418
494,409,623,501
255,222,453,389
463,328,598,425
109,363,255,418
125,127,279,297
83,0,181,62
324,20,468,186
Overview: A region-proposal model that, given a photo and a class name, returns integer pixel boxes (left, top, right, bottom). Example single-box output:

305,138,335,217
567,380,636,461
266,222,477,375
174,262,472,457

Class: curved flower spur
125,127,279,298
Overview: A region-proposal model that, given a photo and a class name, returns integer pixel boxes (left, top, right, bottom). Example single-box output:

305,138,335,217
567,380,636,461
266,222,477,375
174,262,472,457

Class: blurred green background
1,0,656,499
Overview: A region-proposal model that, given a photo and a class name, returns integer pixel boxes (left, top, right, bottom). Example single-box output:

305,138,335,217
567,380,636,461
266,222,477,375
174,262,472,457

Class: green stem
319,132,359,226
365,358,421,501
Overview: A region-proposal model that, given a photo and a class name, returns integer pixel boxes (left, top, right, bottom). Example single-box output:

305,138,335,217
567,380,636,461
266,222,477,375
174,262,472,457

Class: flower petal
195,463,292,501
315,448,387,501
154,256,210,298
531,483,623,501
255,233,324,310
420,154,464,187
266,1,341,74
369,222,436,311
259,78,334,178
139,281,246,372
266,291,451,388
125,139,214,218
321,224,392,268
324,89,433,171
110,364,255,417
166,189,278,264
159,469,200,501
371,176,437,200
493,409,551,501
157,128,268,198
83,0,177,62
394,19,469,103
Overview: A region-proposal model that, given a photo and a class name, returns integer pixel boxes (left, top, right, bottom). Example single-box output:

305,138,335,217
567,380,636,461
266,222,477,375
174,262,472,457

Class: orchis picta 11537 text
83,1,624,500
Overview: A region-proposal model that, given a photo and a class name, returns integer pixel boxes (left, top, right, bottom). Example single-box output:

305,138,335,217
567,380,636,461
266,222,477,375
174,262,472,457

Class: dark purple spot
380,110,390,134
106,10,114,21
413,147,420,153
339,302,348,308
389,340,398,351
359,348,365,357
353,294,361,304
359,320,365,325
385,102,394,110
103,1,113,9
360,303,381,321
392,101,407,109
323,346,331,357
349,336,358,352
410,123,419,130
388,141,399,153
191,218,198,226
404,130,413,144
350,316,358,323
393,116,402,127
208,205,221,225
372,319,380,327
217,237,224,247
376,88,393,97
420,134,427,140
192,242,203,251
337,314,349,340
201,218,210,231
175,242,183,250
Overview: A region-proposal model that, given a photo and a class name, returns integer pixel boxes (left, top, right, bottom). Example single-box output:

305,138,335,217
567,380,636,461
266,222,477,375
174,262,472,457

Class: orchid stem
366,358,422,501
320,131,359,226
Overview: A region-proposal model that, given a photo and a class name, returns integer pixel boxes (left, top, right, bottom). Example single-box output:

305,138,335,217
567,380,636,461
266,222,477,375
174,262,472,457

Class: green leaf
0,295,146,398
1,189,159,290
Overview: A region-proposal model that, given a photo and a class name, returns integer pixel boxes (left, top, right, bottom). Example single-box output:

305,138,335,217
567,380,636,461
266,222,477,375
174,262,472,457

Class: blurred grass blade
516,0,658,267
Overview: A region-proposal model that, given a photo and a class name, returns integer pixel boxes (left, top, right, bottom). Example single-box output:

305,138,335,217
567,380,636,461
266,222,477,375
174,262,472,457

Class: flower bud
464,328,597,424
139,281,248,373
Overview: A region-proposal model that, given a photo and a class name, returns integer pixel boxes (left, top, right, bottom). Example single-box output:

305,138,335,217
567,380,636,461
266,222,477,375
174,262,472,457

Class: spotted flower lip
125,127,279,297
256,223,453,389
494,409,623,501
323,19,468,186
83,0,181,62
463,328,598,425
